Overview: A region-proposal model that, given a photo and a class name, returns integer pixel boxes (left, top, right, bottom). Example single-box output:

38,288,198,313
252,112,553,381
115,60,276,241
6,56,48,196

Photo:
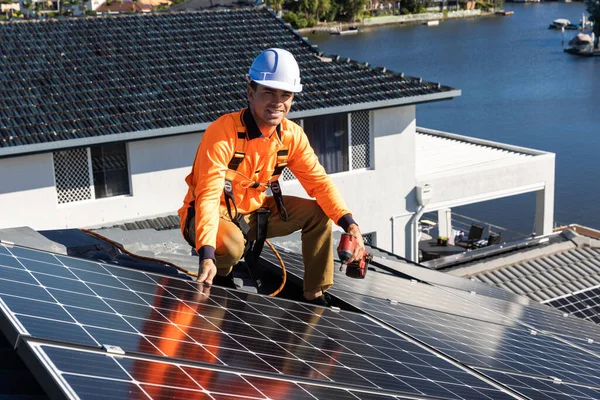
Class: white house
0,9,554,261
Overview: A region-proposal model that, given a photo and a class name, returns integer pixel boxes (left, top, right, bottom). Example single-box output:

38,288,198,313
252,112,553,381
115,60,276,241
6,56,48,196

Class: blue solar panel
0,243,516,399
546,287,600,325
22,340,415,400
263,245,600,399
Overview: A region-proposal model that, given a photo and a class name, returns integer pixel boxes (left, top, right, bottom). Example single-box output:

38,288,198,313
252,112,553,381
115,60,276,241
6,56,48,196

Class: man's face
247,84,294,132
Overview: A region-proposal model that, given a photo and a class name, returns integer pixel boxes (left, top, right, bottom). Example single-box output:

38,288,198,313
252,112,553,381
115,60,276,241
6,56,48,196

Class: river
307,3,600,239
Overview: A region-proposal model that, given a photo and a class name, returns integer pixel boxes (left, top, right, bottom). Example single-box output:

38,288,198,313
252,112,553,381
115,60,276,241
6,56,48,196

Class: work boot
305,292,332,307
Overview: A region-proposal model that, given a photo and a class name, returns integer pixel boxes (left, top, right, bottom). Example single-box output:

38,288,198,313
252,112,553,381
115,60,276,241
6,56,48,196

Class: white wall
0,133,201,230
0,107,419,256
281,106,417,256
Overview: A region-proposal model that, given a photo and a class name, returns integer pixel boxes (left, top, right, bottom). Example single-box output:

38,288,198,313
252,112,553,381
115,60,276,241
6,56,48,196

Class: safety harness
223,111,291,286
223,110,289,237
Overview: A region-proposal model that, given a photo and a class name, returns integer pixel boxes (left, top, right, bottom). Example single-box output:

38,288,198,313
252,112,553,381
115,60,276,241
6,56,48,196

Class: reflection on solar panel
369,256,524,303
450,288,600,343
546,286,600,325
474,369,600,400
22,340,417,400
262,245,515,325
263,245,600,399
0,243,518,399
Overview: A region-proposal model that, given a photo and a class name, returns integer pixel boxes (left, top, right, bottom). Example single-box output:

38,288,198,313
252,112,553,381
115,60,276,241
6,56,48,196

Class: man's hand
197,258,217,286
346,224,365,263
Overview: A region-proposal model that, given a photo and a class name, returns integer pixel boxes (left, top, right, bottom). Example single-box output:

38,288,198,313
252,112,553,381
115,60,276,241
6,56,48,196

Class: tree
316,0,330,22
586,0,600,48
298,0,318,20
340,0,367,21
267,0,284,14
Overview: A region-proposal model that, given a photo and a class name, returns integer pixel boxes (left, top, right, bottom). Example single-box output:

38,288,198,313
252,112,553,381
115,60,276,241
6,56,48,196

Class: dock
495,10,514,16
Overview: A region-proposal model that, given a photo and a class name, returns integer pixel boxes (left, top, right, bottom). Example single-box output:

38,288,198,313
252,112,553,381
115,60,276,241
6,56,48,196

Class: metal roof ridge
416,126,553,156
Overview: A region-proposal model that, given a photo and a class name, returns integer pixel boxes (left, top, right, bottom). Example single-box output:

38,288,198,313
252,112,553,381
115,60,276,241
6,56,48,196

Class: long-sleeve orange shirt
178,108,354,260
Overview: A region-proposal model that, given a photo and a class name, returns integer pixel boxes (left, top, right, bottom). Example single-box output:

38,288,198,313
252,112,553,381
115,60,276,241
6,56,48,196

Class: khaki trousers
186,196,333,293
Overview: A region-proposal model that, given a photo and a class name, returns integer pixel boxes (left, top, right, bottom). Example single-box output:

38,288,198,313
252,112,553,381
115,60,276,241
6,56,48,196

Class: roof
5,227,600,398
414,127,555,218
444,229,600,302
0,8,459,157
415,128,537,178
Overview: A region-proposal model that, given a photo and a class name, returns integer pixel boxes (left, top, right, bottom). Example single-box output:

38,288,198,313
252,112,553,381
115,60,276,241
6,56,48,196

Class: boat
549,15,594,31
424,20,440,26
330,25,359,35
549,18,570,30
564,32,600,56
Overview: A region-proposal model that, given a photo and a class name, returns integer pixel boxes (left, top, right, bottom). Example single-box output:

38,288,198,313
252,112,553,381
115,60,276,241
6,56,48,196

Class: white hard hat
247,48,302,93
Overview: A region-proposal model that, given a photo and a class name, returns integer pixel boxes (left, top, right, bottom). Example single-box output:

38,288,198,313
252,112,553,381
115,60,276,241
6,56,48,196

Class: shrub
307,17,316,27
283,10,298,26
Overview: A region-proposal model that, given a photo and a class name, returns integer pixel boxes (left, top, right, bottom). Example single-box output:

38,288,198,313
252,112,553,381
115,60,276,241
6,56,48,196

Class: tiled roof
474,247,600,302
104,214,181,231
447,230,600,302
0,9,457,152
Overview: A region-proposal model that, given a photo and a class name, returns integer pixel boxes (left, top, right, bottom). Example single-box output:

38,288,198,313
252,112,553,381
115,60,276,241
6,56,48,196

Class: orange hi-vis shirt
178,108,352,256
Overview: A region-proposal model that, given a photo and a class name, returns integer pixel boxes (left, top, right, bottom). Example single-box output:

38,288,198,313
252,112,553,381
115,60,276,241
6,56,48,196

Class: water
308,3,600,238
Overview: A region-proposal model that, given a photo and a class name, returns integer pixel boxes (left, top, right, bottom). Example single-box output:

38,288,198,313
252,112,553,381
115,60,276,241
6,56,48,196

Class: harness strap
270,180,288,221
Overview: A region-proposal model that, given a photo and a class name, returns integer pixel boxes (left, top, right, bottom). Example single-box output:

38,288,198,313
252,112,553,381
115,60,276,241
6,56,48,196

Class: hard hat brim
253,79,302,93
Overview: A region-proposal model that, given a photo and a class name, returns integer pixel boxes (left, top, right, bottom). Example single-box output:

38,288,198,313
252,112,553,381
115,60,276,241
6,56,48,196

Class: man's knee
215,237,245,270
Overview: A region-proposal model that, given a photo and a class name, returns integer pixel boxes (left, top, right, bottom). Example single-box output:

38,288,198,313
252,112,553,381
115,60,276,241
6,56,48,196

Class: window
91,143,130,199
282,111,371,181
303,113,349,174
53,142,130,204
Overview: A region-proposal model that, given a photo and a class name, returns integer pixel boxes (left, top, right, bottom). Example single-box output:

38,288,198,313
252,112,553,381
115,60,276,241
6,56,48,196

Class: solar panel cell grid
25,341,413,400
451,288,600,343
0,244,518,399
335,292,600,389
262,246,514,326
548,287,600,325
475,369,600,400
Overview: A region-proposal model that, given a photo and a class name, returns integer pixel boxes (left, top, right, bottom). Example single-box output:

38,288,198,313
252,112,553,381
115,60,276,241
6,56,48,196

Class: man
178,48,364,305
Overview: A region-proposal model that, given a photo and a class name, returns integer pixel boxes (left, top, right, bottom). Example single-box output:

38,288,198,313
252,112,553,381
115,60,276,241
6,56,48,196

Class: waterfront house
0,8,554,261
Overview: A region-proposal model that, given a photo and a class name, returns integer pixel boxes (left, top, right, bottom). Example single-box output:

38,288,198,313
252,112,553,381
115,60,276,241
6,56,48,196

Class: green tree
316,0,330,22
586,0,600,48
267,0,284,14
339,0,367,21
299,0,318,20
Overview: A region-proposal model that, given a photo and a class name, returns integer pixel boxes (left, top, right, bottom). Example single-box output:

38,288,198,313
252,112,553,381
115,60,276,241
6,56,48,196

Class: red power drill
337,233,372,279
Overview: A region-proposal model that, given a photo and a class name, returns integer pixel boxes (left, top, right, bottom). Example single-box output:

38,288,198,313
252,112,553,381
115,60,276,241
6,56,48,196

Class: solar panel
449,288,600,343
369,256,524,303
334,291,600,395
0,243,517,399
473,369,600,400
546,286,600,325
261,245,518,326
21,340,416,400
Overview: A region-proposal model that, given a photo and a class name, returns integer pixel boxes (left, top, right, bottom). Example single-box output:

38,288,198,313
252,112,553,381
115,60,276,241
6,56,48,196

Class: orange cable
265,239,286,297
